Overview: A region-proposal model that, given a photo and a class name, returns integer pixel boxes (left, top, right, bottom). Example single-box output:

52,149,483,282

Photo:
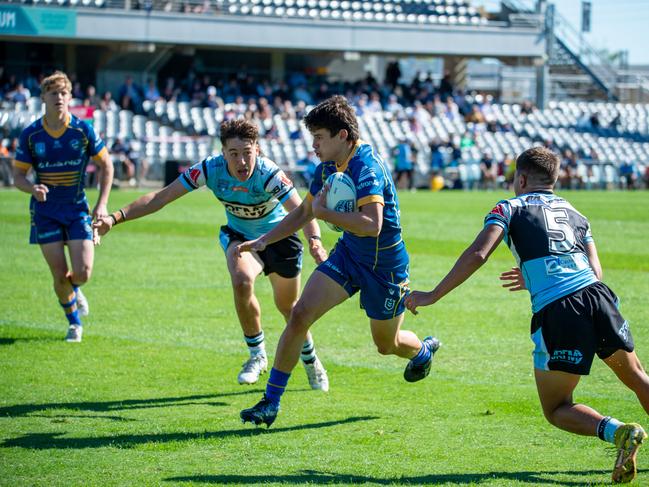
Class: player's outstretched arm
406,224,504,314
94,178,189,236
92,150,115,221
282,191,327,264
237,198,313,256
500,267,527,292
312,185,383,237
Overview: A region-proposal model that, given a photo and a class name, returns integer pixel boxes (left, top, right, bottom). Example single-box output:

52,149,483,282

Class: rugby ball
324,172,356,232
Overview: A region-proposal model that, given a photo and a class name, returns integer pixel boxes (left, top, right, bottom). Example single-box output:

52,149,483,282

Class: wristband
119,208,127,221
108,214,117,225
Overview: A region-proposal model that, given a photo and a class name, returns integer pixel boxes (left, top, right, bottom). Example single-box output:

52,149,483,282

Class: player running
12,71,114,343
94,119,329,390
238,95,440,428
406,146,649,484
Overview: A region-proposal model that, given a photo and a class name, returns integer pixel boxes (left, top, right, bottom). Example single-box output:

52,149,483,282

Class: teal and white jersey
179,155,295,240
484,191,598,313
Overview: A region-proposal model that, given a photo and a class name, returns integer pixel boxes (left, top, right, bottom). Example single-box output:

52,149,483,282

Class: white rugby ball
324,172,356,232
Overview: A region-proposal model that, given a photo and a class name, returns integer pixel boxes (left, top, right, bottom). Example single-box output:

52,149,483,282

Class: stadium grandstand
1,0,648,190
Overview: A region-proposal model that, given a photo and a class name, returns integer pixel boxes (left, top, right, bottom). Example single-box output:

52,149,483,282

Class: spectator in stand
72,81,84,100
292,84,313,105
144,78,161,102
438,71,453,101
619,160,638,190
0,137,16,186
386,94,404,119
100,91,118,111
479,150,497,189
84,85,101,108
392,138,416,191
465,104,486,124
111,138,136,185
118,76,143,113
560,149,581,189
296,150,319,187
429,139,446,175
366,92,382,113
6,82,31,103
385,61,401,89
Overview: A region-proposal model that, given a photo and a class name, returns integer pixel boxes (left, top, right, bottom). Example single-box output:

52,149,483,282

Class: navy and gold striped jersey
14,114,107,203
307,141,406,268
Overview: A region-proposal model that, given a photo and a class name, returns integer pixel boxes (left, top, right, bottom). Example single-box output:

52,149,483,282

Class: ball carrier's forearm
260,200,312,246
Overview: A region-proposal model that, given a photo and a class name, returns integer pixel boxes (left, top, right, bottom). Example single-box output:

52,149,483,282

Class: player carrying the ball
94,119,330,390
406,147,649,484
238,95,440,427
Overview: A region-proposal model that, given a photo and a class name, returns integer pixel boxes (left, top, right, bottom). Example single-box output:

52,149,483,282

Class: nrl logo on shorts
551,349,583,365
384,298,395,311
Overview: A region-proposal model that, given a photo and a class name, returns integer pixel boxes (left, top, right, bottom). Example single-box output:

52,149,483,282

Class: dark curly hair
303,95,359,142
515,146,560,185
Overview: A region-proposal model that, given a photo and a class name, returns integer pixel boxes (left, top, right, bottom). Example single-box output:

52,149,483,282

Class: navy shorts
29,198,93,245
317,239,410,320
531,281,634,375
219,225,303,279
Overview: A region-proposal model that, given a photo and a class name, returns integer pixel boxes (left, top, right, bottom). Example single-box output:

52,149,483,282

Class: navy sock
60,297,81,326
411,340,431,365
265,368,290,405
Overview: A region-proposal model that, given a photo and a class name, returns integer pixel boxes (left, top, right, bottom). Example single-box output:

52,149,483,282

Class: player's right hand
93,216,114,236
32,184,48,202
499,267,526,291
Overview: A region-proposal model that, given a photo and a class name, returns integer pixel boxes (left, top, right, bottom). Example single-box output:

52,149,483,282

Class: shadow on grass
0,337,60,346
165,468,614,486
0,390,262,418
2,416,378,450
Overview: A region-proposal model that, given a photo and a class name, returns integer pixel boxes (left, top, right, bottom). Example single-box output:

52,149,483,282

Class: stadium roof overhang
70,10,545,58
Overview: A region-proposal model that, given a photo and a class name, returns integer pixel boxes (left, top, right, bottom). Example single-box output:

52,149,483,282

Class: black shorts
530,281,634,375
219,225,303,279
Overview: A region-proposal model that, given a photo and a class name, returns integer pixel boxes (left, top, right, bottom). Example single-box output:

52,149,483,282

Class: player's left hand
311,185,329,219
309,239,328,264
404,290,435,315
499,267,526,292
235,237,267,257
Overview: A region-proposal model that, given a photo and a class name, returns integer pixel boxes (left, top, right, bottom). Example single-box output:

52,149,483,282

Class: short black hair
515,146,560,186
303,95,359,142
220,119,258,146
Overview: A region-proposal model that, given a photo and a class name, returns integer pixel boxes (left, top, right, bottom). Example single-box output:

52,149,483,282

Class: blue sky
479,0,649,65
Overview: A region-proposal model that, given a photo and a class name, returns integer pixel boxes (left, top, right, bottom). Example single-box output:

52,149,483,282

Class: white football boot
238,354,268,385
75,288,89,317
304,357,329,392
65,325,83,343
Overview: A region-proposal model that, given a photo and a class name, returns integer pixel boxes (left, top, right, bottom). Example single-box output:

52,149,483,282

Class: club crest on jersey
35,142,46,156
69,139,80,151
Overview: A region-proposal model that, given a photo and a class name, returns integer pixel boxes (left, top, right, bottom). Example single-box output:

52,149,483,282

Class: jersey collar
336,140,364,173
42,113,71,139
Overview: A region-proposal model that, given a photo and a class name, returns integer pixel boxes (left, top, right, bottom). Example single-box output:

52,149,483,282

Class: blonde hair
40,71,72,95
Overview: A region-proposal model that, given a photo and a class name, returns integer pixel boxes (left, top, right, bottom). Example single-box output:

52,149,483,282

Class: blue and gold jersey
308,141,406,268
179,154,295,241
14,114,107,203
484,191,598,313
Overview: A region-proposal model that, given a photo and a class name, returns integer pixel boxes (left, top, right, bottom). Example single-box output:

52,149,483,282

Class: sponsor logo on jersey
550,349,583,365
222,201,276,219
35,142,46,156
232,186,249,192
357,180,379,189
619,321,630,342
39,159,83,169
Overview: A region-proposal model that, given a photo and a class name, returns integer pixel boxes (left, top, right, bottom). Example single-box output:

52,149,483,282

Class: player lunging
406,147,649,484
95,119,329,389
239,95,440,427
13,71,114,342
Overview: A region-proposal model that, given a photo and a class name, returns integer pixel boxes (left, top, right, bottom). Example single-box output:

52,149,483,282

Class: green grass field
1,188,648,486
